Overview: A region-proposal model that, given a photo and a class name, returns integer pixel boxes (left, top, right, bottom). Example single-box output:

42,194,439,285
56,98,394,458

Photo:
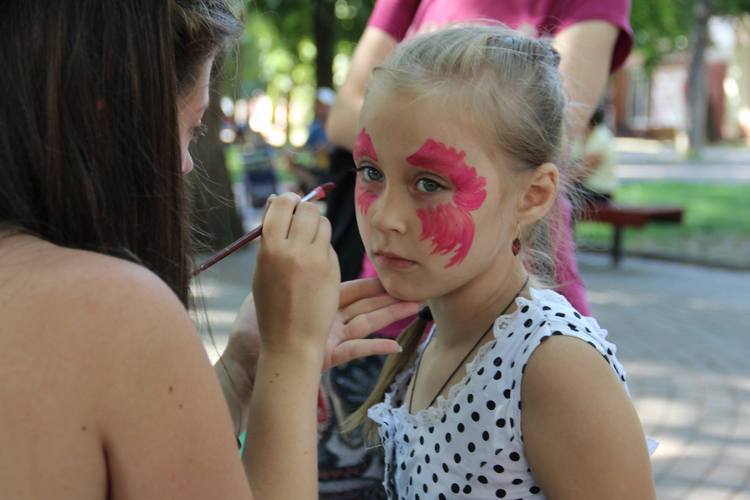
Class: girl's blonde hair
343,24,570,441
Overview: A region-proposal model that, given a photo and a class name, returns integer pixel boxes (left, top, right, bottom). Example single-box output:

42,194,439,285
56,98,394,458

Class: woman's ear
516,163,559,224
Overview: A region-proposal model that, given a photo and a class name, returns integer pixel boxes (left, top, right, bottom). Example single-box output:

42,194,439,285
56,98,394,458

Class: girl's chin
378,275,431,303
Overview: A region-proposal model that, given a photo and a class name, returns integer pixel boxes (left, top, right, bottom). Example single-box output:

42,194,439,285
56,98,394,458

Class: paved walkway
614,139,750,183
193,247,750,499
578,253,750,499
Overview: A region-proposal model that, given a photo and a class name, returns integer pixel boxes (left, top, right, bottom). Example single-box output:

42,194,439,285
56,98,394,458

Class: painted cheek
355,179,378,215
452,169,487,211
417,204,475,268
407,139,488,267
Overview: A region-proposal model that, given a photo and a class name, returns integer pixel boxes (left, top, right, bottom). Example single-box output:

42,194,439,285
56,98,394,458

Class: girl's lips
374,252,417,269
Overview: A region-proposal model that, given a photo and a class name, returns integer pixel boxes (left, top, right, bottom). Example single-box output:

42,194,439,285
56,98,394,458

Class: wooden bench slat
582,204,683,227
577,203,684,265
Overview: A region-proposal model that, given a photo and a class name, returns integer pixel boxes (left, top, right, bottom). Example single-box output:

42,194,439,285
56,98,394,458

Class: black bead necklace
408,276,529,413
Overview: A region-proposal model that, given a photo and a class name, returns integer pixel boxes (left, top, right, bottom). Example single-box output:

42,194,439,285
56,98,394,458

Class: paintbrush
192,182,336,276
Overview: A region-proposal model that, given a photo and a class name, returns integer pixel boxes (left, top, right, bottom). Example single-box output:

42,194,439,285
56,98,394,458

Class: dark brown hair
174,0,243,95
0,1,241,305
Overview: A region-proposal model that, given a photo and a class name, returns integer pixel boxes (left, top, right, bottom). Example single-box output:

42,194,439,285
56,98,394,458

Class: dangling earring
512,224,521,256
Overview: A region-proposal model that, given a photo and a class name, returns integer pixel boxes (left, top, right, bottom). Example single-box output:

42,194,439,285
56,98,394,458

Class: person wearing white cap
306,87,336,150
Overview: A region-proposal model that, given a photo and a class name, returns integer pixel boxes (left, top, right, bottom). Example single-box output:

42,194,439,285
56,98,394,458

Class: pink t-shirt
368,0,633,73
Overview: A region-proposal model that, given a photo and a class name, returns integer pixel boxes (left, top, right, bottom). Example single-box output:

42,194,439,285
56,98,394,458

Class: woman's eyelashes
191,122,207,143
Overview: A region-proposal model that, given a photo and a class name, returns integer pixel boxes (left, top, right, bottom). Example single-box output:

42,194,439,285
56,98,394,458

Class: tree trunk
686,0,712,155
188,77,244,252
314,0,335,88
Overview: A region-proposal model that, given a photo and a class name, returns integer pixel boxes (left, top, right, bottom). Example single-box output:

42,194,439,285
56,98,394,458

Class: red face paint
353,128,378,162
406,139,487,267
355,182,378,215
354,128,379,215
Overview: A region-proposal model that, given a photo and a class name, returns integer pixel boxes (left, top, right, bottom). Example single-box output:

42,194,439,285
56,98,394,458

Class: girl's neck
427,262,529,350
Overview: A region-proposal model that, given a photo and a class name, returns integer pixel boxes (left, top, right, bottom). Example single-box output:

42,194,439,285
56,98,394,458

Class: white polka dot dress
368,288,654,499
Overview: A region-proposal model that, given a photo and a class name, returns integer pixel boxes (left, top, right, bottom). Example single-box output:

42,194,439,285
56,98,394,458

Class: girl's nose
369,186,408,234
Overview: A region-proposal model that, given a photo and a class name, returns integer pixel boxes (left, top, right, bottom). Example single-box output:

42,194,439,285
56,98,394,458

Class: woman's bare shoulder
0,235,251,499
0,233,195,384
0,234,185,330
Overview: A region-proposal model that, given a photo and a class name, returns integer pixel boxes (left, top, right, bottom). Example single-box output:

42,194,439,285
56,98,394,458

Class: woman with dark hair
0,2,415,499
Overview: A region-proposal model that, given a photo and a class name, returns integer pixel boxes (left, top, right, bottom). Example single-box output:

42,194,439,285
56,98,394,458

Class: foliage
224,0,373,98
631,0,750,70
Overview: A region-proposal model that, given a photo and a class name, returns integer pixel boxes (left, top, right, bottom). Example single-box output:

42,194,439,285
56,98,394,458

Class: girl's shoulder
485,287,634,436
495,288,622,376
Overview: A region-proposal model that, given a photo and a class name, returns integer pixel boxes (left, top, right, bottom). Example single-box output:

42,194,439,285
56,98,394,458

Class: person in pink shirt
327,0,633,322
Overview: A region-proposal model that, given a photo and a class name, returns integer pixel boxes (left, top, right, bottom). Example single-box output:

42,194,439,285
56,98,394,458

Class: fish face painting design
406,139,487,267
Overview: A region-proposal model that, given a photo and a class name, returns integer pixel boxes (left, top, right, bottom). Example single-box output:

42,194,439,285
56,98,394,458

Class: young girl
345,25,656,499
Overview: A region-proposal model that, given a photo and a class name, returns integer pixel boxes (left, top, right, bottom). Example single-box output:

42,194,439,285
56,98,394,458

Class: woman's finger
287,201,322,243
328,339,402,369
338,278,388,308
313,215,332,247
340,293,402,324
343,301,421,340
262,192,300,240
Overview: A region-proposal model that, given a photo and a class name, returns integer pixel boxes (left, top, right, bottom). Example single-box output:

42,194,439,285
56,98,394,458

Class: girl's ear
516,162,559,224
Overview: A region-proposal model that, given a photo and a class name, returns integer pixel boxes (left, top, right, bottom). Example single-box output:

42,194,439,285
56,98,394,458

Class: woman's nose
182,151,194,174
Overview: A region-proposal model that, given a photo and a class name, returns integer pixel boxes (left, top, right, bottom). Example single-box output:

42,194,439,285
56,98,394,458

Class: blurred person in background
572,105,618,210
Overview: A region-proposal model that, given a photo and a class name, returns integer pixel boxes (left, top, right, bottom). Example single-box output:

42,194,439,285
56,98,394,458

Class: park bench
579,203,684,266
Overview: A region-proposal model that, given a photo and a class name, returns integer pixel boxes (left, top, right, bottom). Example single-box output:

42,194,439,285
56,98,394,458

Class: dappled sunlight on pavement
580,253,750,499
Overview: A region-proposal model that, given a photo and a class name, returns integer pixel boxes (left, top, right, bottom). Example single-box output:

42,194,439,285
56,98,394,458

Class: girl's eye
356,166,384,183
416,178,444,193
191,122,208,143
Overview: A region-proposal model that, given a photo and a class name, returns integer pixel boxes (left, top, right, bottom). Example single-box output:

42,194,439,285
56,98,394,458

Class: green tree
238,0,373,93
631,0,750,154
189,1,375,251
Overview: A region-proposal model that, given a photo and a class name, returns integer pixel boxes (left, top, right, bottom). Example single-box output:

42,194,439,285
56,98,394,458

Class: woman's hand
221,279,419,380
323,278,419,369
252,193,340,364
217,281,419,435
243,193,341,498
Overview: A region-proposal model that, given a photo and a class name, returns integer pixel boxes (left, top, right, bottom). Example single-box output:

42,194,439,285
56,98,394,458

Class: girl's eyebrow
353,128,378,161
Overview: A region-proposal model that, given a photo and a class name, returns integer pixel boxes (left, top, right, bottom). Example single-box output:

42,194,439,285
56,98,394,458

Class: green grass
575,182,750,268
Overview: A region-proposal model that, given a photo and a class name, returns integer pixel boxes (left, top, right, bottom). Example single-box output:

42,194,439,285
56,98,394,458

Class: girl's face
355,87,523,302
177,58,213,174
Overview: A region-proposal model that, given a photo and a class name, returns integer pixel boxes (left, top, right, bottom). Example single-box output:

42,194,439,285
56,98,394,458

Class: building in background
611,15,750,144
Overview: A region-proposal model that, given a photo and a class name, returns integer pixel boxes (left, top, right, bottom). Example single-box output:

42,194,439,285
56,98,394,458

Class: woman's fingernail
264,194,276,210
